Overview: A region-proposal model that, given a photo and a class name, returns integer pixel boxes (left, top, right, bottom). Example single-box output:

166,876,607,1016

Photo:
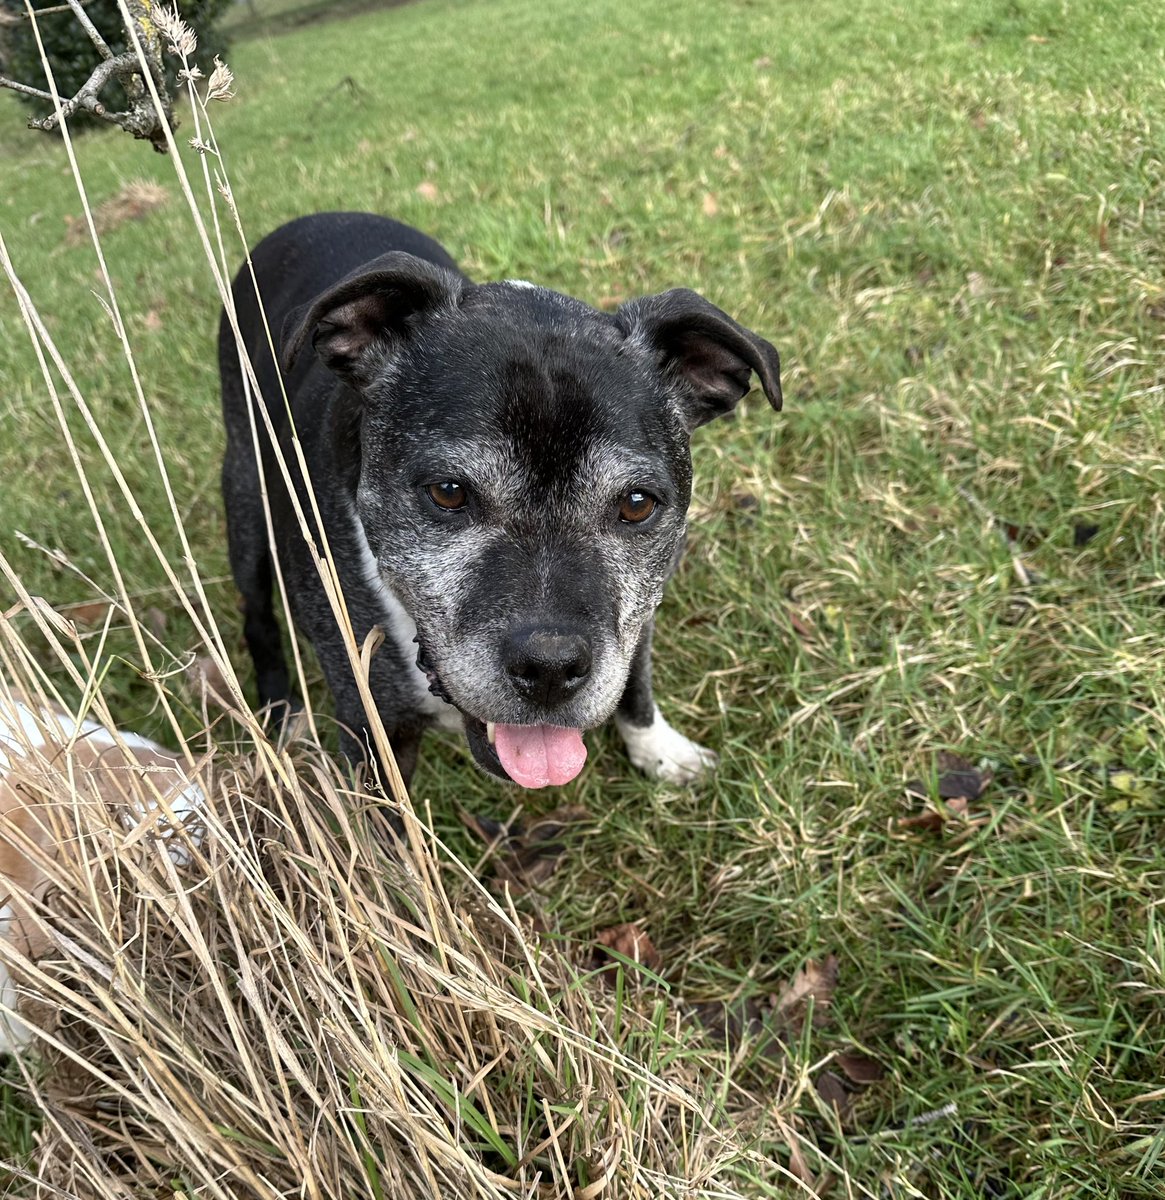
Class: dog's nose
503,628,592,707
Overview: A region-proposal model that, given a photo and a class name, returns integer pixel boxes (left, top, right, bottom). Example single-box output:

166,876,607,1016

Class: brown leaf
772,954,838,1035
415,180,440,202
142,309,164,332
690,996,764,1046
482,805,591,893
786,606,817,640
58,600,114,627
702,192,719,218
773,1113,814,1185
836,1051,884,1084
592,922,662,974
814,1070,853,1120
905,754,992,803
459,810,514,846
898,794,969,833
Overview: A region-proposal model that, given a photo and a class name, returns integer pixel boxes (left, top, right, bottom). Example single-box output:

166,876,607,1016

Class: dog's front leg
614,623,718,785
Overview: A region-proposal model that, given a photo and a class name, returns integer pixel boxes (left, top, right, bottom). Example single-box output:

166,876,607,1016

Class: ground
0,0,1163,1194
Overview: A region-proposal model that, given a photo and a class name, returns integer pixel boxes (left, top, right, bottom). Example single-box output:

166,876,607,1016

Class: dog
219,212,782,790
0,691,204,1053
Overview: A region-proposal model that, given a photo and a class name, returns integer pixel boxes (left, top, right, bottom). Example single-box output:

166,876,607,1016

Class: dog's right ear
280,252,463,386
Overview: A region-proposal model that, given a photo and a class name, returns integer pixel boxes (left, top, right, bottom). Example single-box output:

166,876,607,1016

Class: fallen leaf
415,180,440,202
459,810,512,845
898,794,969,833
814,1070,853,1120
591,922,662,974
142,309,164,332
754,54,772,70
786,606,817,641
58,600,114,627
905,754,992,803
836,1050,884,1084
689,997,763,1047
702,192,719,217
997,520,1044,551
466,805,590,893
772,954,838,1035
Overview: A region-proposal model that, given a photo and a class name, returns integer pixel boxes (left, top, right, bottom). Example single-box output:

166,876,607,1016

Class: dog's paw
616,706,718,785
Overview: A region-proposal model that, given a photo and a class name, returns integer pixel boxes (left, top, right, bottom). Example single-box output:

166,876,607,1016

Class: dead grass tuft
65,181,169,245
0,629,772,1199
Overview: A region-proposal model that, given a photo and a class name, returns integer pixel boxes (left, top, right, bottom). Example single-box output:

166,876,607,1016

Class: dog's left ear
281,252,463,387
617,289,782,430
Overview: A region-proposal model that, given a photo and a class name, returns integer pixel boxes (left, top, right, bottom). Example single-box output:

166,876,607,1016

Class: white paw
616,706,718,784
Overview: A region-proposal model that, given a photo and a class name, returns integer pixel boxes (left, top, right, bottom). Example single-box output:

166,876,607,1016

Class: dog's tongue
493,724,587,788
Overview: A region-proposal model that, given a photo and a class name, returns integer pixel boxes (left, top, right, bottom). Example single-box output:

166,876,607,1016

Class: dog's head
282,256,782,786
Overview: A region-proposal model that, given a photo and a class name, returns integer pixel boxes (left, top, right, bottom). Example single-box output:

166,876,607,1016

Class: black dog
220,212,781,789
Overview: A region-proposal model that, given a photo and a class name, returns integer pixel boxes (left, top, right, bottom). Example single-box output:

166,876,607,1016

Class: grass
1,0,1164,1194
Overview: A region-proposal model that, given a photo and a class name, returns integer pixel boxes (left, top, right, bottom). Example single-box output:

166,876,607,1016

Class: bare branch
0,1,96,24
0,75,56,102
0,0,175,151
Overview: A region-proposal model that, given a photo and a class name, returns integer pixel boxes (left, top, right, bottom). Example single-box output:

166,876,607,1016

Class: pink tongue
493,724,587,788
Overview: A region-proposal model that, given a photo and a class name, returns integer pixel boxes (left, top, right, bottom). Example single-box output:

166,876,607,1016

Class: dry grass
64,180,169,246
3,0,1163,1195
0,11,796,1198
0,640,768,1198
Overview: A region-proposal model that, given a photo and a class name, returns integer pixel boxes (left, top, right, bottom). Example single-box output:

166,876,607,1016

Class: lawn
1,0,1163,1194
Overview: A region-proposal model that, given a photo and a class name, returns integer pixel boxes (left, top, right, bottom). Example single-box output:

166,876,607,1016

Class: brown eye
618,490,657,524
427,481,468,511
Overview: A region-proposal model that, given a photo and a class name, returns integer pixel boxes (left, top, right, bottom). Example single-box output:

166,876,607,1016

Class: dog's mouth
416,640,588,788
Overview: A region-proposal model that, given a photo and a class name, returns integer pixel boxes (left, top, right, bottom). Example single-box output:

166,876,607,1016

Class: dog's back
219,212,461,443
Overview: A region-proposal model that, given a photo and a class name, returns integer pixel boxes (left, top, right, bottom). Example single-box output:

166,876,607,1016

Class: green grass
2,0,1164,1194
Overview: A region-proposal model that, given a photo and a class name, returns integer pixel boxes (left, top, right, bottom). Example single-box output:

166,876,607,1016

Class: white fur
504,279,538,290
0,906,29,1055
347,508,465,732
0,698,206,1053
616,704,717,784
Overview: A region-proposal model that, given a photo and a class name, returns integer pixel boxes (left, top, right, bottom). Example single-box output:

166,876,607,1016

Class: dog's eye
426,481,468,511
618,490,657,524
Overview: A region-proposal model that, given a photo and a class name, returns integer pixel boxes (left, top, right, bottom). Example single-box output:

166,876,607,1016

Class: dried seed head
207,57,236,102
155,5,198,60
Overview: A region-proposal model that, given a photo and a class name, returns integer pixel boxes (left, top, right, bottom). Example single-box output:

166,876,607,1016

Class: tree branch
65,0,114,62
0,0,175,151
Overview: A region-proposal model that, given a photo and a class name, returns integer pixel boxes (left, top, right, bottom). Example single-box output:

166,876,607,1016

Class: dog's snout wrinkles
504,628,592,707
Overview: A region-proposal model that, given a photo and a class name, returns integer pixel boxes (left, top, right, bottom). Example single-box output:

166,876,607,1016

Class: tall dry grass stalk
0,7,791,1196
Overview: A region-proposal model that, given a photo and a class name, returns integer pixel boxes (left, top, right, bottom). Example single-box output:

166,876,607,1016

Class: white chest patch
347,509,465,733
